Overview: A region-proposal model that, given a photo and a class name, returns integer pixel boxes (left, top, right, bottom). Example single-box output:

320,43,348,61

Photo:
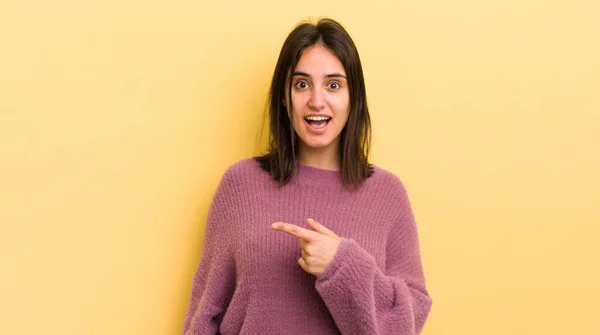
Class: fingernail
271,222,279,229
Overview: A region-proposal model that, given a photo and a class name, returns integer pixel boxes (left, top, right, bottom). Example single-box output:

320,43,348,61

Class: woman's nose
308,88,326,110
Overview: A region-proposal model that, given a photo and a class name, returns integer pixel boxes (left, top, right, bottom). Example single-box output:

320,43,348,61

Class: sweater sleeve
315,186,432,335
181,170,237,335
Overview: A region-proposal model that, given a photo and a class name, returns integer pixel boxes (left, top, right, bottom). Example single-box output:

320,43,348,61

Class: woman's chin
299,138,335,150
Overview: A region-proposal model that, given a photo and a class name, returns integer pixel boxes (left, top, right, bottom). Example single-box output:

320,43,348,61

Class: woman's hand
271,218,342,276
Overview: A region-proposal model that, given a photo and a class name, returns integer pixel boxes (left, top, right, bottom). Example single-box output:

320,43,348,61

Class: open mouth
304,116,331,129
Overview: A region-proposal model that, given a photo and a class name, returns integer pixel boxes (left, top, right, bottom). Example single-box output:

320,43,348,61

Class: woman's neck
298,142,340,171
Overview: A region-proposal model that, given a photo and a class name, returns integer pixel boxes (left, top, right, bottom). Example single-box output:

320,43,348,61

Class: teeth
305,116,331,121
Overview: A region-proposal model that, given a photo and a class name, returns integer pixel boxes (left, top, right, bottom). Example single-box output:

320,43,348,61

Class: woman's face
289,45,350,155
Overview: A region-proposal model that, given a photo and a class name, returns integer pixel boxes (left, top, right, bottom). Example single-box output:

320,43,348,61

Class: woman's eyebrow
292,71,347,79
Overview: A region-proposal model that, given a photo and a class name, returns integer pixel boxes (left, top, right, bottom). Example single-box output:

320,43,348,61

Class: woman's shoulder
367,164,415,219
219,157,270,184
225,157,260,173
369,163,408,192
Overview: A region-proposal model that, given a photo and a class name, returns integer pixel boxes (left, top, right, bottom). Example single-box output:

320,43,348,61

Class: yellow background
1,1,599,334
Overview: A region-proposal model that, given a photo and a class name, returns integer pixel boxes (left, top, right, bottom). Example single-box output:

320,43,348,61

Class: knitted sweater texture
182,158,432,334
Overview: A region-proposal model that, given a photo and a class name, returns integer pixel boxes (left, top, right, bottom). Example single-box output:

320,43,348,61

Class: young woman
182,18,432,334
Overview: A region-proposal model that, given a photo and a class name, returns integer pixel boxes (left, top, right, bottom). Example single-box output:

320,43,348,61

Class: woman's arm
181,171,237,335
315,188,432,335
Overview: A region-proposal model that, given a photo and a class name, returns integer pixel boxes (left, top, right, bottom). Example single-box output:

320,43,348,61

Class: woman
182,18,432,334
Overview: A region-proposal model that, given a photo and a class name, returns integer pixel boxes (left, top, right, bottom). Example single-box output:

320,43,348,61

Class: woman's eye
295,81,309,89
327,82,341,90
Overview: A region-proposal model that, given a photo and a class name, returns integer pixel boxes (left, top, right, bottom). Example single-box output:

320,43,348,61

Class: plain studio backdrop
1,1,598,334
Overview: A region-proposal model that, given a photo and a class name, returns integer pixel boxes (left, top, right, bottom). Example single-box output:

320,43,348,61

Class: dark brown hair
255,18,373,188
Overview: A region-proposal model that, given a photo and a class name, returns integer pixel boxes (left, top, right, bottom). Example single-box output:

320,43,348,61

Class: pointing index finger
271,222,318,241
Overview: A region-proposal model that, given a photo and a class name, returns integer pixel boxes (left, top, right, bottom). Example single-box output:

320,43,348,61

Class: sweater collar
293,162,344,187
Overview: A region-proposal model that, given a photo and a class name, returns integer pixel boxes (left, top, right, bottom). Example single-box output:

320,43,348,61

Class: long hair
255,18,373,188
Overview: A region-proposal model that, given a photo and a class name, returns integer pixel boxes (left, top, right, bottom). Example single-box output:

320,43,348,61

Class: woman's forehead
295,46,346,76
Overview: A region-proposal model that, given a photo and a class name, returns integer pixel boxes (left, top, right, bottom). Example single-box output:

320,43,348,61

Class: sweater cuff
316,238,375,284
